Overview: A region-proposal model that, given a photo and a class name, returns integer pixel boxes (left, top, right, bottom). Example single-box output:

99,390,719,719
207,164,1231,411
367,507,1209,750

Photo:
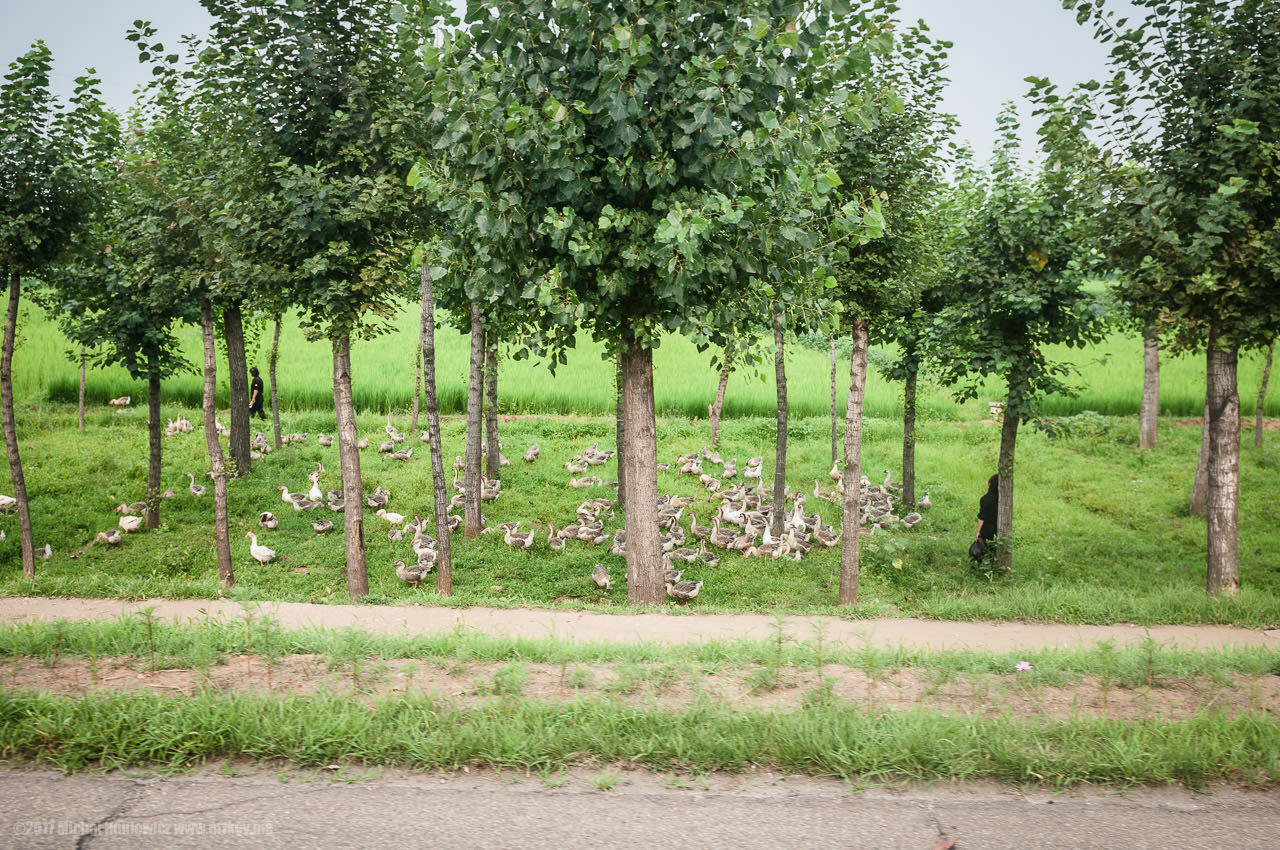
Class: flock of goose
32,413,931,603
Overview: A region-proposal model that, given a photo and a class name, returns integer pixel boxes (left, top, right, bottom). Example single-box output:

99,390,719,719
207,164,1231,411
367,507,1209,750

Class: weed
587,770,621,792
490,661,528,697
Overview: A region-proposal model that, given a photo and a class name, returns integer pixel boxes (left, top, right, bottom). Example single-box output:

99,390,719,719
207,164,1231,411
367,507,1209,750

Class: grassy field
16,302,1280,419
2,404,1278,625
1,618,1278,786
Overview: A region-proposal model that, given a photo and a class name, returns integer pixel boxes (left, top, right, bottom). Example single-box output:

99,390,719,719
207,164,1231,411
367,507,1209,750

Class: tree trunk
770,307,788,538
615,350,625,507
902,364,917,512
223,302,251,476
146,370,162,530
1205,329,1240,596
269,317,282,451
199,298,234,590
332,334,368,600
463,303,485,536
78,344,86,432
1,271,35,578
996,384,1022,574
484,340,501,481
1139,325,1160,449
838,320,869,606
830,336,839,465
420,258,452,595
709,341,733,446
1189,396,1209,516
409,307,423,437
622,331,662,606
1255,338,1275,449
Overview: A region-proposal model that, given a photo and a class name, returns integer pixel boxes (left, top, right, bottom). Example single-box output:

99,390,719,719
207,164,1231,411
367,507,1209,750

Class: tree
200,0,422,600
1062,0,1280,594
930,108,1109,574
424,0,879,604
0,44,108,577
52,143,196,531
821,16,952,602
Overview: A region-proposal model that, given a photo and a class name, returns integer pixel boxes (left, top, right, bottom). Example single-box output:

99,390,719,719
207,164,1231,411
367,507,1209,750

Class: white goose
245,531,275,565
186,472,206,497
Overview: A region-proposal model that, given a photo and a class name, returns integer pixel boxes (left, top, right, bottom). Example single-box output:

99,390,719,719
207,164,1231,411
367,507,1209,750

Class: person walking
972,474,998,559
249,367,267,421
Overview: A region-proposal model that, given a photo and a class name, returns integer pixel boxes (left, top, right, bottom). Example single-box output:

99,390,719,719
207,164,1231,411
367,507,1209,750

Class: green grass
15,302,1280,419
3,615,1276,680
2,405,1279,625
1,688,1276,787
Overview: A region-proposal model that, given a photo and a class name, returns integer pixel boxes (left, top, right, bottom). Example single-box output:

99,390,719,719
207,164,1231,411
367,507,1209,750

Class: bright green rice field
15,301,1280,419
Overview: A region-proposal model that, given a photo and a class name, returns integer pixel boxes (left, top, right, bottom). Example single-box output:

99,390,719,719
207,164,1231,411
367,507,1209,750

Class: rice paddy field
17,302,1280,420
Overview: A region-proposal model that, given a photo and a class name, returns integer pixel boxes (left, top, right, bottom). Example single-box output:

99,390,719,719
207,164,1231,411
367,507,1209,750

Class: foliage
930,108,1110,420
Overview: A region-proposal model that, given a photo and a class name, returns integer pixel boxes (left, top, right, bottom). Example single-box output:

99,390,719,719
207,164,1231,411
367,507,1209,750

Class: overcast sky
2,0,1128,163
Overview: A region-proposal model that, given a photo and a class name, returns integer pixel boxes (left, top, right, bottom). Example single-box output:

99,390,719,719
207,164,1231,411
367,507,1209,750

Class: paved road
3,597,1277,652
1,767,1276,849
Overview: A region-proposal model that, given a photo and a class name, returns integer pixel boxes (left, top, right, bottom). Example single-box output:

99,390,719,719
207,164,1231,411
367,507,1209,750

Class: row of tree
2,0,1275,602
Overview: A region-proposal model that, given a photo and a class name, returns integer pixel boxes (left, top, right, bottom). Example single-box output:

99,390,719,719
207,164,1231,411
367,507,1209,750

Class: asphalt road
2,767,1276,850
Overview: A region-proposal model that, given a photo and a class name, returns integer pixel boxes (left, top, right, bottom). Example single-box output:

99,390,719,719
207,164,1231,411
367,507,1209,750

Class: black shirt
250,376,264,404
977,487,998,540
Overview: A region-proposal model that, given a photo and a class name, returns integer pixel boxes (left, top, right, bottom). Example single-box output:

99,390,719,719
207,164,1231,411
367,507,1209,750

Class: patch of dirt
3,655,1276,722
1176,417,1280,431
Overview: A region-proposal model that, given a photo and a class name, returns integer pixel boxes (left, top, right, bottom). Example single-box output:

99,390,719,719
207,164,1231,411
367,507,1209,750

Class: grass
2,404,1279,625
15,302,1280,419
0,687,1276,787
2,616,1277,681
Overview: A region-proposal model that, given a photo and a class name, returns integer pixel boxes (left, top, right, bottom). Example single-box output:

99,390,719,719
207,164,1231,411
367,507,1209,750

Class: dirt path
2,597,1276,652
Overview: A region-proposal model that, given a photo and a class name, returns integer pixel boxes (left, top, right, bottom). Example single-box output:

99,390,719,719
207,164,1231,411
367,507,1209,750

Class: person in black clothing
249,367,267,420
972,474,998,559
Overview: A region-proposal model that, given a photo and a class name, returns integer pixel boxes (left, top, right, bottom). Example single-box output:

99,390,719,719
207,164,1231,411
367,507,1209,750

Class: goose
317,433,334,447
591,563,611,590
245,531,275,565
656,462,671,471
665,579,703,602
663,564,685,583
883,469,901,493
160,488,177,499
93,529,122,545
115,501,147,515
378,440,395,453
696,541,719,568
743,464,762,481
395,558,431,588
306,471,323,502
829,459,842,483
720,460,736,479
700,474,721,493
523,445,539,462
376,508,406,525
702,449,723,465
357,437,370,450
564,459,588,475
709,518,735,549
387,449,413,462
259,511,278,530
366,488,390,509
917,490,932,510
186,472,206,497
327,497,345,512
445,512,462,532
669,545,699,564
293,497,323,511
416,546,438,571
36,543,52,560
814,525,841,547
0,494,16,512
901,512,922,528
568,476,601,488
387,527,404,542
312,519,334,534
279,485,305,506
118,515,143,533
547,524,565,552
689,512,710,540
503,522,535,550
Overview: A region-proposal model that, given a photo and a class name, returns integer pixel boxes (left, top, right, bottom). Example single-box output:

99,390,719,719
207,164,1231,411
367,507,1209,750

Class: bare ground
2,597,1277,652
4,652,1277,722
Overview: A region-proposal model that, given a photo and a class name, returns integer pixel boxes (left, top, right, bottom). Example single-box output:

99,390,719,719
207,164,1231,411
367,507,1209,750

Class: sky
2,0,1129,163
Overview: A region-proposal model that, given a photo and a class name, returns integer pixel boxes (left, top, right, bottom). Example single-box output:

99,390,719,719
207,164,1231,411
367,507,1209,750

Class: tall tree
0,44,108,576
201,0,421,600
424,0,881,604
1062,0,1280,594
931,108,1109,573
